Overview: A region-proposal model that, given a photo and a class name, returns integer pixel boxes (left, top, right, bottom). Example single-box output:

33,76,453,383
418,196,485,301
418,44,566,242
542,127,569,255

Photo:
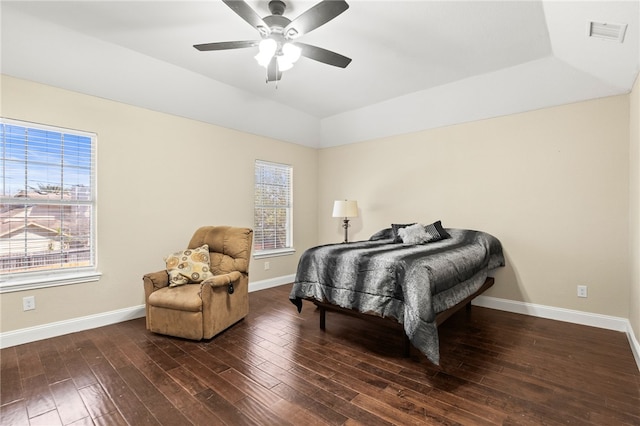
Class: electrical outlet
577,285,588,298
264,261,270,270
23,296,36,311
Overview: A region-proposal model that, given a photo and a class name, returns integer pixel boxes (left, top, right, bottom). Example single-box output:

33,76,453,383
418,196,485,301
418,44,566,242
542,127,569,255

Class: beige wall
318,95,630,317
0,75,318,332
1,74,636,336
630,74,640,342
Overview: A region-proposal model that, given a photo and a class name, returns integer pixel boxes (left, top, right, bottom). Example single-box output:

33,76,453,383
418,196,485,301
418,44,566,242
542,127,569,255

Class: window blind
254,160,292,252
0,119,96,276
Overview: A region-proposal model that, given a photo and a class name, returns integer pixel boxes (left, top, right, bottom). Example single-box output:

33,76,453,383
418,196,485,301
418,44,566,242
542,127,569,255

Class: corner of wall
629,71,640,347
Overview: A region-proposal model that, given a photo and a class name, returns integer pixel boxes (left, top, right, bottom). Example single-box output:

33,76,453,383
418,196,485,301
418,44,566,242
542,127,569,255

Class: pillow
398,223,434,245
391,223,416,243
369,227,393,241
424,220,451,242
164,244,214,287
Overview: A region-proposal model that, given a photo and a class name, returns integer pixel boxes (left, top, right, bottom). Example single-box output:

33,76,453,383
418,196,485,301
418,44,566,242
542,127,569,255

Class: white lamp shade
332,200,358,218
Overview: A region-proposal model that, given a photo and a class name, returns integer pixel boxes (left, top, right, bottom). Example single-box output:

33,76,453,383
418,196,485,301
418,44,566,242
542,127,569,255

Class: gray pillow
398,223,434,245
369,228,393,241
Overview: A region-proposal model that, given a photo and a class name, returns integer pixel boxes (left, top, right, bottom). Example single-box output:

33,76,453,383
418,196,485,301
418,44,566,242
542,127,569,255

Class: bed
289,223,505,365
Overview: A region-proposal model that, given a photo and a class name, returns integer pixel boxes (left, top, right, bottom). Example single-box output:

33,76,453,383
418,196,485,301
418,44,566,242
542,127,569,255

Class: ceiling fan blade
283,0,349,39
267,57,282,82
193,40,260,51
296,42,352,68
222,0,270,36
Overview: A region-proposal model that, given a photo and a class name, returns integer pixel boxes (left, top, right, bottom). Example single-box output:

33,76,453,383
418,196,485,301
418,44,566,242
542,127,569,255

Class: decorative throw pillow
398,223,434,245
164,244,214,287
424,220,451,242
391,223,416,243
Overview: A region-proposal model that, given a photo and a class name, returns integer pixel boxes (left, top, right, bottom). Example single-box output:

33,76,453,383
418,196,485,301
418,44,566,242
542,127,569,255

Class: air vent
588,21,627,43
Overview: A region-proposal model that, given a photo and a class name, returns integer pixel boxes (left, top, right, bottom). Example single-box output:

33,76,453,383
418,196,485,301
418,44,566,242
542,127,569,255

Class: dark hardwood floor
1,284,639,425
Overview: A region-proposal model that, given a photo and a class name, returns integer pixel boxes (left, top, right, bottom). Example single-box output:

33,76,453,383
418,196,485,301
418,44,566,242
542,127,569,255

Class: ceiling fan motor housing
268,0,286,16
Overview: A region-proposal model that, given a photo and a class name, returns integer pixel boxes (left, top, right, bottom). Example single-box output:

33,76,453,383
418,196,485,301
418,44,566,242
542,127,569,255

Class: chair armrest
143,270,169,293
202,271,242,288
142,270,169,332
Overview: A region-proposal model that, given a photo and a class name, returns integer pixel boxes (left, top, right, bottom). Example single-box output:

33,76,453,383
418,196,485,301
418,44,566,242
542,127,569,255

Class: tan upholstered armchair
143,226,253,340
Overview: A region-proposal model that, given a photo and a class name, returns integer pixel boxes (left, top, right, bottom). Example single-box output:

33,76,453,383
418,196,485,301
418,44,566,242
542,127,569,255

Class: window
253,160,293,257
0,118,99,292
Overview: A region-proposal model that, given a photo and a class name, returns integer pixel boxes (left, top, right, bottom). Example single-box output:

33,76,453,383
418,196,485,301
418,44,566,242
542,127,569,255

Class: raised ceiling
1,1,638,147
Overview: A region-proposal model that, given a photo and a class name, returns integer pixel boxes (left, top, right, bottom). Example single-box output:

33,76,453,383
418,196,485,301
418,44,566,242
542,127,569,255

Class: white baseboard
472,296,629,331
0,274,296,349
626,322,640,372
249,274,295,292
0,305,145,349
473,295,640,371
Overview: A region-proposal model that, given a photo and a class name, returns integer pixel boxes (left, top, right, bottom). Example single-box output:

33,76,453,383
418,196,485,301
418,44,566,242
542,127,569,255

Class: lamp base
342,218,350,243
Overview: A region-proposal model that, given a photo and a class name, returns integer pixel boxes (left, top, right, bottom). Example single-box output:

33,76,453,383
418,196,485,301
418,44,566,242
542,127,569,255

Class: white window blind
254,160,293,254
0,118,97,283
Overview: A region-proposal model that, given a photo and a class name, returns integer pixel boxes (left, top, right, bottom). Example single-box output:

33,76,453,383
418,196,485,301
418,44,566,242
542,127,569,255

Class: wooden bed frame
311,277,494,356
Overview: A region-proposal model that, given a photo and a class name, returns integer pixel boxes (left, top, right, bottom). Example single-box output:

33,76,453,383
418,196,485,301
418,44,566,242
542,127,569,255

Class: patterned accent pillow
398,223,434,245
424,220,451,242
391,223,416,243
164,244,214,287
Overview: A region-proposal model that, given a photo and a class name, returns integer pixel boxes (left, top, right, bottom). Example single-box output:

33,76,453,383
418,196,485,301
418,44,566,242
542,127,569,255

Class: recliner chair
143,226,252,340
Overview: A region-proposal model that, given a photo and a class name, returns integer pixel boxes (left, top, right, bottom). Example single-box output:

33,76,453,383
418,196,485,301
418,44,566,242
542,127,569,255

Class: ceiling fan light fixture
277,56,294,71
276,43,301,72
255,38,278,67
282,43,301,63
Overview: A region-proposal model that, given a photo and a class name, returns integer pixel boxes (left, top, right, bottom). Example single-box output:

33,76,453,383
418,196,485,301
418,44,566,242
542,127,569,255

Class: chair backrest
188,226,253,275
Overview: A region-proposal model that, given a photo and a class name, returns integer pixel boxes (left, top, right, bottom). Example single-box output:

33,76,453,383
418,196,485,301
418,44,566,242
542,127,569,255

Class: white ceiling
1,1,639,148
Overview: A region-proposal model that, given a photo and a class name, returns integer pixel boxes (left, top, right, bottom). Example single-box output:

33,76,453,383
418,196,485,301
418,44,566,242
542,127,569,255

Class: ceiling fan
194,0,352,83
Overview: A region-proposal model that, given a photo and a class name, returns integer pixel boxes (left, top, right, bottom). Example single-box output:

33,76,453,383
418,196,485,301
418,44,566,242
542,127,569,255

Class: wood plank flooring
1,284,639,425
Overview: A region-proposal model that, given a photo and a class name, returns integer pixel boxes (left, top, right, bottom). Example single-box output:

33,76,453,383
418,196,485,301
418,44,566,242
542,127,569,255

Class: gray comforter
289,229,505,364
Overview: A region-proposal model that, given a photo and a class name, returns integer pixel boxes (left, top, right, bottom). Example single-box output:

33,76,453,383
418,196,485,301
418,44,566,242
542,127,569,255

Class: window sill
253,248,296,259
0,271,102,293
